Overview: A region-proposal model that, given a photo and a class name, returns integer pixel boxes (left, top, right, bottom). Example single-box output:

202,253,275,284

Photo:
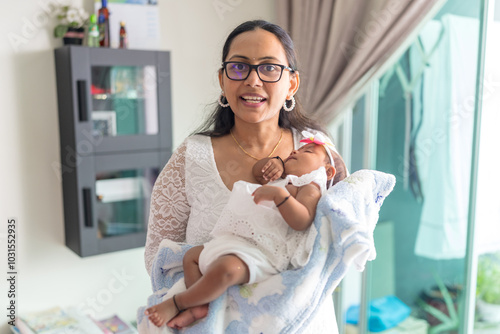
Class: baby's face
284,143,329,176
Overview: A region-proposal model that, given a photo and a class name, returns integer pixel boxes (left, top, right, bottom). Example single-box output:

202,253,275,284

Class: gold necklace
230,129,283,160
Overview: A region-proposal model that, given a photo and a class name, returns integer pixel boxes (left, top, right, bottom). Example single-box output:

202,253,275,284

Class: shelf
54,46,171,256
96,177,146,203
92,93,145,100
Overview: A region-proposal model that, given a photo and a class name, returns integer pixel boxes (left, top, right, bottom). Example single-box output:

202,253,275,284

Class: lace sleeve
144,141,190,275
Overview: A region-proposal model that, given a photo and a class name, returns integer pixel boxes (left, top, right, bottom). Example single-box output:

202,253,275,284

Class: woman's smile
239,93,267,107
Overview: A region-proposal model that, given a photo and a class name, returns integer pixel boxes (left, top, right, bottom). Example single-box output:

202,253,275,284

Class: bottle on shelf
119,21,128,49
98,0,110,47
87,14,100,47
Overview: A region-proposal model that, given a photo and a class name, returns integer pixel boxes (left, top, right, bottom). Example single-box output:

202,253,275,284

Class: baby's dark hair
331,151,348,186
321,146,347,189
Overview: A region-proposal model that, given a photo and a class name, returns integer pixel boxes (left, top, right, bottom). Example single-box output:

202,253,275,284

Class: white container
477,299,500,323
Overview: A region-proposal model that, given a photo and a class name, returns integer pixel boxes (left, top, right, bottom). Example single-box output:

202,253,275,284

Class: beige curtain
276,0,445,122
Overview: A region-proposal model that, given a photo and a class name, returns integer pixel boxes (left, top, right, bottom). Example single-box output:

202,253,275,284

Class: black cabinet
54,46,172,257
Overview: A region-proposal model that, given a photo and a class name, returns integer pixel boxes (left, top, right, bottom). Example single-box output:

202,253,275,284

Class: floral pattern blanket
137,169,395,334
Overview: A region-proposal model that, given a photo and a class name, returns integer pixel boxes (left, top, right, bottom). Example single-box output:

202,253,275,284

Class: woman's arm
252,183,321,231
144,141,191,275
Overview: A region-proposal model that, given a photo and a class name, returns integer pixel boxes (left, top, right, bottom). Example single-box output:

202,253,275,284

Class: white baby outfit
198,167,327,284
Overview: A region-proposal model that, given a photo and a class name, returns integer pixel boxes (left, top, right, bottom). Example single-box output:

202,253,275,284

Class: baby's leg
145,246,206,328
144,297,180,327
147,254,249,327
176,254,250,309
166,245,208,328
166,304,208,329
183,245,204,288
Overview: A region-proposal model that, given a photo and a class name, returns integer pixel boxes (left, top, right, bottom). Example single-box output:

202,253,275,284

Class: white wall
160,0,275,146
0,0,274,330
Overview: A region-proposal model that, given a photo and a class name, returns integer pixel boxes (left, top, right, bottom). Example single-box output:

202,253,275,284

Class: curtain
276,0,445,122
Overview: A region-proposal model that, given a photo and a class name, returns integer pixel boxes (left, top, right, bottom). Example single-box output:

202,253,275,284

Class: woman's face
219,28,299,126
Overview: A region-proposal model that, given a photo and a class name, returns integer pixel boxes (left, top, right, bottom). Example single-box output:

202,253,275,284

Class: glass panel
95,167,158,238
474,0,500,330
347,1,484,333
350,96,366,172
91,65,158,137
475,253,500,330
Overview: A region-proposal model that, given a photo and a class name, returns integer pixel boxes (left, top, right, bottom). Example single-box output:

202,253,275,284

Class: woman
144,20,346,331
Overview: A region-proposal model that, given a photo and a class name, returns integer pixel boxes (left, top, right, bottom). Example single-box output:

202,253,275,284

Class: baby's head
284,131,348,188
283,143,336,188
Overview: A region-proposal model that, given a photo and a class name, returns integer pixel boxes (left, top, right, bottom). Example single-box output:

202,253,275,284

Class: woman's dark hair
195,20,325,137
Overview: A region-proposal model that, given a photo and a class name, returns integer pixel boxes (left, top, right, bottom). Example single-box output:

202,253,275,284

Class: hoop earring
283,96,296,112
218,93,230,108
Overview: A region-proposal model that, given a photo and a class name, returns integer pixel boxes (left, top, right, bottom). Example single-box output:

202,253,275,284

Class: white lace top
144,129,338,333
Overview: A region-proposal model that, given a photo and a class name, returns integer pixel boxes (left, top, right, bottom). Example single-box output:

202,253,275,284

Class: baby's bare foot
167,304,209,329
145,299,178,327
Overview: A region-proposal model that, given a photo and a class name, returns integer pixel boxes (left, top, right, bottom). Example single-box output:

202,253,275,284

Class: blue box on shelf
346,295,412,332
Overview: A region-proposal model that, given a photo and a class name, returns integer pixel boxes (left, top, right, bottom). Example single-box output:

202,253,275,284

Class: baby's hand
261,158,284,182
252,185,280,204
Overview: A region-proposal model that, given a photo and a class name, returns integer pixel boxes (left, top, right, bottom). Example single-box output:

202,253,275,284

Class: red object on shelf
119,21,128,49
91,84,109,95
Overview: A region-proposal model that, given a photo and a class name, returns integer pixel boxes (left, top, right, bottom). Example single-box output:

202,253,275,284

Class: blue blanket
137,170,395,333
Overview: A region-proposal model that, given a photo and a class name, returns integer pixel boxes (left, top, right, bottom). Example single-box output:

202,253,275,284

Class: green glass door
339,1,489,333
472,0,500,331
95,167,158,238
91,65,159,138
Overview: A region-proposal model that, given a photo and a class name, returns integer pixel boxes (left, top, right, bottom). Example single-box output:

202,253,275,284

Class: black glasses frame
222,61,295,83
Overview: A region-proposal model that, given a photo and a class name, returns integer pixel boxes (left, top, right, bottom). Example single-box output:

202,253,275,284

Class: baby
145,132,338,328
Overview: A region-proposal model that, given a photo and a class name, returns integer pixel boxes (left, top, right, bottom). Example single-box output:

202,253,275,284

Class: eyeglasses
222,61,295,83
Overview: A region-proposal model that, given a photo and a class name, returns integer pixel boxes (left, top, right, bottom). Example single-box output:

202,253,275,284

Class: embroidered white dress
144,129,338,333
209,167,326,275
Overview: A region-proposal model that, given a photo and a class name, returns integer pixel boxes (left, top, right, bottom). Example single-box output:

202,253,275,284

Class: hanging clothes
412,14,478,259
379,27,444,200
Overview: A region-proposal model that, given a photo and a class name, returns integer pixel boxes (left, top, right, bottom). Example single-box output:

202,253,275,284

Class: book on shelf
93,315,138,334
9,307,137,334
